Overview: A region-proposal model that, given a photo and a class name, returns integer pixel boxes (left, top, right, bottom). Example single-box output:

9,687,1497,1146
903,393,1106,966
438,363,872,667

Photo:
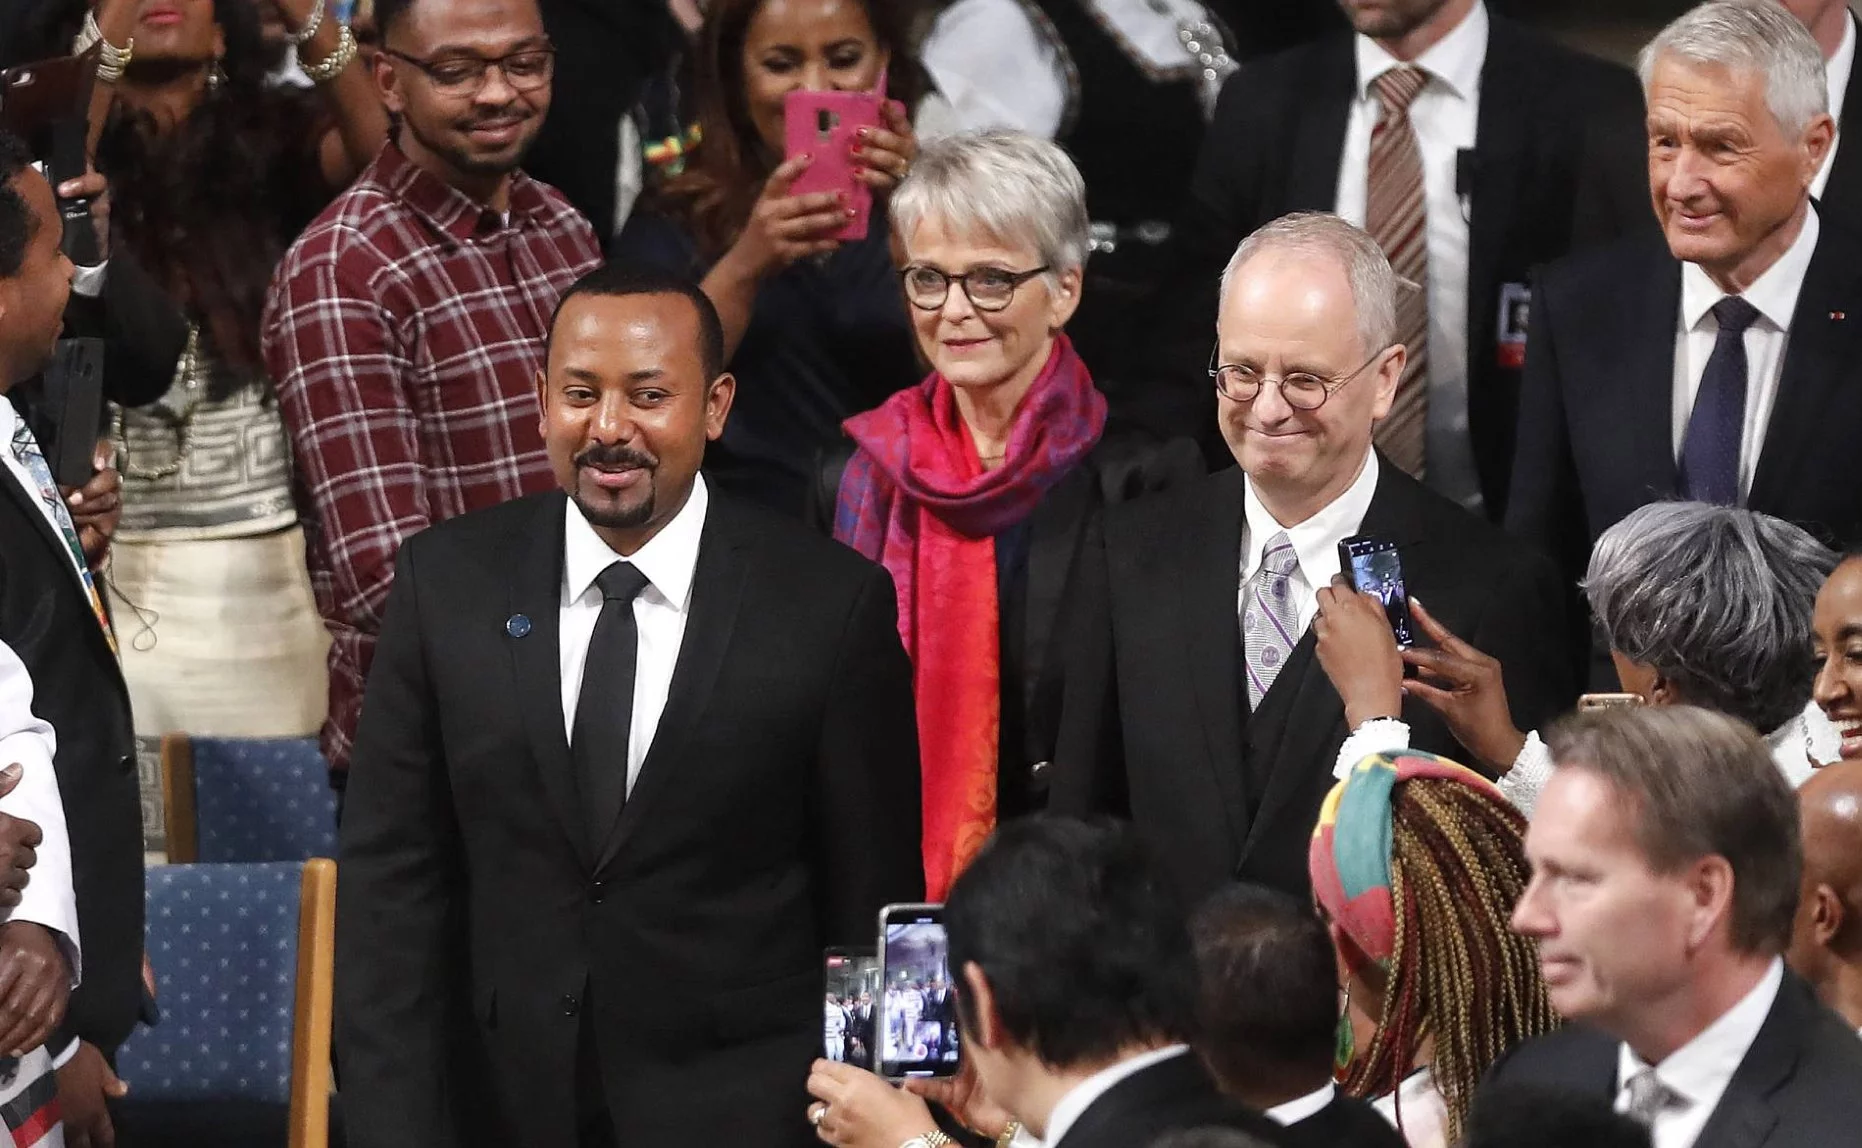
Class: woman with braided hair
1309,749,1559,1148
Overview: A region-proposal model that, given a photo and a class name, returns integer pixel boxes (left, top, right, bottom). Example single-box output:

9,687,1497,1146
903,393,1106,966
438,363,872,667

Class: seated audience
1316,502,1839,815
1488,707,1862,1147
1813,552,1862,760
1310,750,1555,1147
1189,884,1404,1148
819,129,1200,894
1788,760,1862,1030
1508,1,1862,683
265,0,602,781
1051,211,1568,904
802,818,1288,1148
1462,1085,1651,1148
616,0,926,513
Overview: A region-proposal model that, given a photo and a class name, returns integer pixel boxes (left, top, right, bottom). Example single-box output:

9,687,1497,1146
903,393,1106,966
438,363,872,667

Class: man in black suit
1150,0,1646,513
1190,885,1404,1148
808,818,1286,1148
335,262,923,1148
1507,1,1862,683
1053,213,1568,905
0,132,146,1147
1488,706,1862,1147
1782,0,1862,230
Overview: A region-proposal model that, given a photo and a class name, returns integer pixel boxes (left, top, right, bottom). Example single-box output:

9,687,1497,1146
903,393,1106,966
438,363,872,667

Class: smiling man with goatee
334,262,924,1148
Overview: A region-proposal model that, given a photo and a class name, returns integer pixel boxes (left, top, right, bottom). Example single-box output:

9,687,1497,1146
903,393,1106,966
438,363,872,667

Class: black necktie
1679,296,1761,505
572,561,652,850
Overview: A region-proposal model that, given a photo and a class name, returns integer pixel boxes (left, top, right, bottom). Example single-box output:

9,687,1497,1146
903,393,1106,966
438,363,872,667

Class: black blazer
1504,218,1862,677
1481,972,1862,1148
1818,13,1862,233
1053,1052,1288,1148
0,412,144,1057
1051,459,1570,904
1279,1092,1406,1148
1152,18,1649,506
335,489,923,1148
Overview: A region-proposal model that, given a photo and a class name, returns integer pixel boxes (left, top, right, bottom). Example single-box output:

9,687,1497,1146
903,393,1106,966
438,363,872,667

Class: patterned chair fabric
192,738,337,864
116,862,305,1103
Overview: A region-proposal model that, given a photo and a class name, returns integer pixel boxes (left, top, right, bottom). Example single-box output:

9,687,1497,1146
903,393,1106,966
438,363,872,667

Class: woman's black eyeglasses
900,265,1051,312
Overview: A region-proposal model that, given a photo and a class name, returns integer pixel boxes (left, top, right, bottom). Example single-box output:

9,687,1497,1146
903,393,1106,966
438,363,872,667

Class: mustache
575,444,657,470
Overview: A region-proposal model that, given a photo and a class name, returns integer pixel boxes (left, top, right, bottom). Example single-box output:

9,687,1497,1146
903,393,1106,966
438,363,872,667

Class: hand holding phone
783,88,883,241
878,903,959,1079
1337,535,1417,648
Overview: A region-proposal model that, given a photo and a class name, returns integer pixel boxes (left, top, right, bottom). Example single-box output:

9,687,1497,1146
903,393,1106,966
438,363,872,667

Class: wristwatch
898,1133,954,1148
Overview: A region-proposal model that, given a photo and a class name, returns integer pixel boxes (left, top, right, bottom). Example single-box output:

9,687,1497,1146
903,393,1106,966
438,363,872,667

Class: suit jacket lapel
1288,38,1356,211
1180,470,1250,845
1627,249,1684,502
593,500,749,874
1021,466,1094,749
505,493,590,868
0,458,125,671
1692,975,1809,1148
1750,222,1860,512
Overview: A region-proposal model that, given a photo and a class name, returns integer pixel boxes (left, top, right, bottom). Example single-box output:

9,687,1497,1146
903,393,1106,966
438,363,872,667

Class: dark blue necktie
1679,296,1761,505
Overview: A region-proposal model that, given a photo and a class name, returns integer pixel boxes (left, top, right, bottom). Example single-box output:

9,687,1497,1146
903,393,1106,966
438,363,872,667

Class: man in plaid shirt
263,0,601,785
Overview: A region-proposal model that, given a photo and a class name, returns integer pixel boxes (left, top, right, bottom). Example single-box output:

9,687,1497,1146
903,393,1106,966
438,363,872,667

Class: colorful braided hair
1309,750,1558,1143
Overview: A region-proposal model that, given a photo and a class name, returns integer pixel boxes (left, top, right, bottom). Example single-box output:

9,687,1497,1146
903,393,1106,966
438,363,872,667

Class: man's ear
959,961,1002,1051
705,372,736,441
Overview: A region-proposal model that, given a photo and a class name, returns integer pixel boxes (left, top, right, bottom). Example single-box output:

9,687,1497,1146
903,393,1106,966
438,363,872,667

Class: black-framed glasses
381,45,556,95
900,264,1051,313
1207,345,1391,410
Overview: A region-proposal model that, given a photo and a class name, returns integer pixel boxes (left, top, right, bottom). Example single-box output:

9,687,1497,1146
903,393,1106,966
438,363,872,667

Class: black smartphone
878,903,959,1079
2,49,102,265
1337,534,1417,648
823,946,880,1071
43,338,104,488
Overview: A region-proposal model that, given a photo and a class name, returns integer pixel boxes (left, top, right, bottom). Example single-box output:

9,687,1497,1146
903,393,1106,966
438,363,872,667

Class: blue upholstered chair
160,736,338,864
115,859,337,1148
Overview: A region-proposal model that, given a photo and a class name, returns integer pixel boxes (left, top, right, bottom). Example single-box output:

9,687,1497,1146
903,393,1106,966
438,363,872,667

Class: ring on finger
810,1103,830,1127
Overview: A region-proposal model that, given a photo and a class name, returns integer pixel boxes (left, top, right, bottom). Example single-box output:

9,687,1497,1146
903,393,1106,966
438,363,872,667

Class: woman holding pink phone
615,0,928,515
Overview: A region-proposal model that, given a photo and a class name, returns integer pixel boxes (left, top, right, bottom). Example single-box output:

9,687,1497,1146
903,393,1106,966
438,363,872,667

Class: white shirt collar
1615,958,1784,1112
562,474,709,613
1243,450,1382,590
1266,1080,1337,1126
1042,1045,1192,1146
1680,206,1821,334
1830,13,1856,125
1354,0,1488,103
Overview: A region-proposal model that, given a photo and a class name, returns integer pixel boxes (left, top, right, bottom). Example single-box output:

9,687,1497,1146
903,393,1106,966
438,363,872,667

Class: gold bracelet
996,1122,1022,1148
76,11,135,85
301,23,358,84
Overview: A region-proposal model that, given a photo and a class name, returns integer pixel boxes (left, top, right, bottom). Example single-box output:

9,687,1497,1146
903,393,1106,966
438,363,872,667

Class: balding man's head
1788,762,1862,1022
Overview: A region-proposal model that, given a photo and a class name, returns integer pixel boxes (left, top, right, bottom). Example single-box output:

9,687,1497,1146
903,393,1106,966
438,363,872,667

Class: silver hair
889,129,1091,275
1638,0,1829,136
1582,501,1839,734
1218,212,1399,359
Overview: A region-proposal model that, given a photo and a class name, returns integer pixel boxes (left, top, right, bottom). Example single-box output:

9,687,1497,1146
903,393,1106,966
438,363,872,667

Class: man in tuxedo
1786,760,1862,1031
1155,0,1647,513
335,262,923,1148
1508,1,1862,680
809,818,1288,1148
1488,706,1862,1146
1783,0,1862,229
0,131,147,1147
1189,885,1404,1148
1052,213,1568,904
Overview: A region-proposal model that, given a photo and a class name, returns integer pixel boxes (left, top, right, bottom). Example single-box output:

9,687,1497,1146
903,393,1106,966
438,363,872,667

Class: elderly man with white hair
1049,210,1570,906
1508,0,1862,688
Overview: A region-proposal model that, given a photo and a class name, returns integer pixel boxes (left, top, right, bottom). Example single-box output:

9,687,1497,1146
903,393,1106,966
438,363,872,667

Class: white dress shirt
1041,1044,1193,1146
0,401,91,597
0,638,81,985
1672,206,1819,504
1266,1080,1336,1126
557,476,708,797
1813,13,1856,201
1335,0,1487,512
1614,958,1783,1148
1240,450,1381,639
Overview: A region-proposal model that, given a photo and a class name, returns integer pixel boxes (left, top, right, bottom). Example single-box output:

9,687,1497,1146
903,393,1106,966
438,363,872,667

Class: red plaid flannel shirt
263,142,601,774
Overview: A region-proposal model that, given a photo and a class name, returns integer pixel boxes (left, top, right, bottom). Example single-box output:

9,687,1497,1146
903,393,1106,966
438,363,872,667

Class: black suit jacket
1054,1052,1288,1148
0,404,144,1056
1051,458,1569,904
1279,1092,1406,1148
1817,14,1862,234
335,489,923,1148
1481,972,1862,1148
1504,218,1862,678
1151,18,1649,506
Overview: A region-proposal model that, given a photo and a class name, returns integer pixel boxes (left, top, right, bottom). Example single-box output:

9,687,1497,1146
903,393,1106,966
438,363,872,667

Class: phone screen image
824,948,881,1071
880,910,959,1078
1345,543,1417,647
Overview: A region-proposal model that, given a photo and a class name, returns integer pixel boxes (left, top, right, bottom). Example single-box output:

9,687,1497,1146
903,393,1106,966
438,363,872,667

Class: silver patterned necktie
1623,1067,1686,1128
1242,532,1301,710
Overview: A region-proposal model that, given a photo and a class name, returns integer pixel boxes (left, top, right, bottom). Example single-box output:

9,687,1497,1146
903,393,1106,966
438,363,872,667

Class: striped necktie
9,419,117,655
1366,64,1431,478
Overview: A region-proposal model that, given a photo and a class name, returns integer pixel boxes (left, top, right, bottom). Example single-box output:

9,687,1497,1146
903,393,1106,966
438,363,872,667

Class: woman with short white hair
813,129,1200,905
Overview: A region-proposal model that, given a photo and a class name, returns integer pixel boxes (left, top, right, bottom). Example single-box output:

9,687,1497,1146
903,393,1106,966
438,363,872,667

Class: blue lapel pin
506,614,532,639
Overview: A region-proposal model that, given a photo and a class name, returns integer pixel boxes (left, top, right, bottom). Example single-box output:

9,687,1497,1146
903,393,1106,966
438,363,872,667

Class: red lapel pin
1832,311,1847,320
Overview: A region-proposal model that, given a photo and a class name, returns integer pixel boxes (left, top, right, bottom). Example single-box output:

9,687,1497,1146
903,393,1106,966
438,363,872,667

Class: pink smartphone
783,88,883,242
